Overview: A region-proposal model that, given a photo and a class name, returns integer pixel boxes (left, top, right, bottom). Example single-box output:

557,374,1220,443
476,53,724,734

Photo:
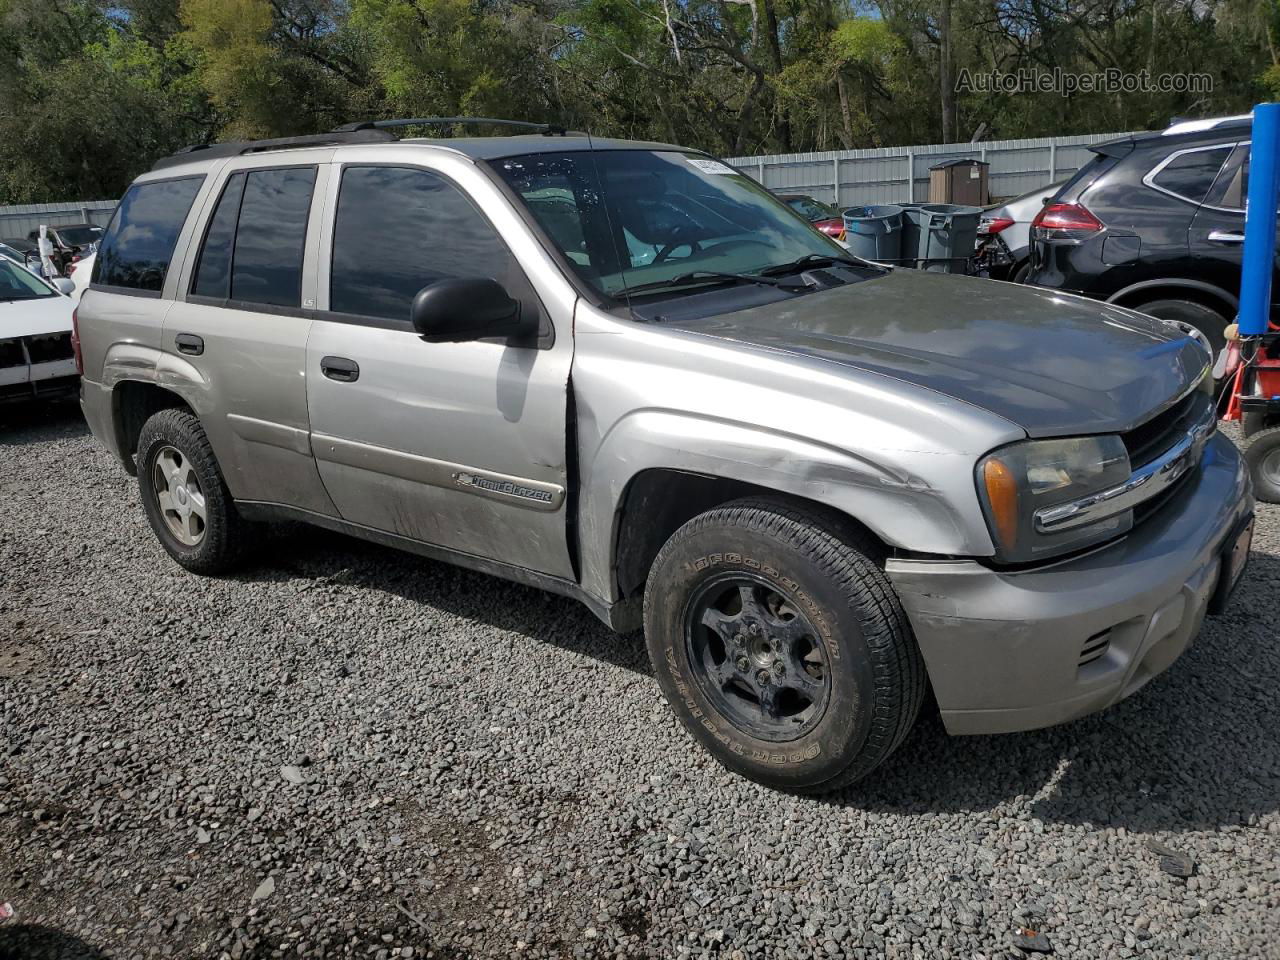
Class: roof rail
334,117,575,137
151,128,397,171
1161,114,1252,137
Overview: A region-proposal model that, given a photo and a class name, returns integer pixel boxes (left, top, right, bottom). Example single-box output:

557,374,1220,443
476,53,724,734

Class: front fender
577,408,992,604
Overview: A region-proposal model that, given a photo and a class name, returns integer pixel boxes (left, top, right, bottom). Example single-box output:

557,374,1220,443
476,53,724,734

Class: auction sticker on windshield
686,158,738,175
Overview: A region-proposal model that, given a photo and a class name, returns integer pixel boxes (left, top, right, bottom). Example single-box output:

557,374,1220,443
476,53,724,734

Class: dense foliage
0,0,1275,203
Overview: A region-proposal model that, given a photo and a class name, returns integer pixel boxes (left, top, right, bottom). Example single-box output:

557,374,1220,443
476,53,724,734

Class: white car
0,256,79,402
976,179,1066,282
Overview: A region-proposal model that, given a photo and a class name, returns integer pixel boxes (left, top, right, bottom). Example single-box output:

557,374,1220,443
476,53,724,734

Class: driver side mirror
52,277,76,295
410,277,532,343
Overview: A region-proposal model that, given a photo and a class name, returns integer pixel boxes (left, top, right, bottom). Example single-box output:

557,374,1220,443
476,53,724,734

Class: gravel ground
1,400,1278,960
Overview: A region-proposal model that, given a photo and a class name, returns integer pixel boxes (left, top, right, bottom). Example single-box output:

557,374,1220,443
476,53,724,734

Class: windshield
493,150,846,298
58,226,103,245
785,197,837,222
0,258,54,300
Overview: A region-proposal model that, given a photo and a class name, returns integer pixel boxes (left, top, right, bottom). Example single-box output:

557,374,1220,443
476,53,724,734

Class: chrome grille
1121,389,1206,468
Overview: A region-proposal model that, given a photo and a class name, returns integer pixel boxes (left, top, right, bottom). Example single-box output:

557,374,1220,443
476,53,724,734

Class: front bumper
887,432,1252,735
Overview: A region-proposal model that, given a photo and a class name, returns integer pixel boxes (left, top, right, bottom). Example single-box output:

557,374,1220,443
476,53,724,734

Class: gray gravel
2,401,1278,960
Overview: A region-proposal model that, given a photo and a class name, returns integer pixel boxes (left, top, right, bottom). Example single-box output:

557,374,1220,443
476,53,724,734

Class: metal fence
0,200,118,241
726,131,1140,208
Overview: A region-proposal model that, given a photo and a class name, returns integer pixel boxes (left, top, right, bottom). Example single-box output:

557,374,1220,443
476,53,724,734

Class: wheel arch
111,380,194,475
1106,278,1238,316
611,469,889,603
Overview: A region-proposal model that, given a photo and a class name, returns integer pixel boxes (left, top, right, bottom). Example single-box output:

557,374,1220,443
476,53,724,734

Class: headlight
977,435,1131,562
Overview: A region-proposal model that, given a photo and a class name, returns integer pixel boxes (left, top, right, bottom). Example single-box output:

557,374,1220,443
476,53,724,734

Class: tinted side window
93,177,203,292
191,173,246,298
330,166,529,322
231,167,317,307
1151,147,1230,205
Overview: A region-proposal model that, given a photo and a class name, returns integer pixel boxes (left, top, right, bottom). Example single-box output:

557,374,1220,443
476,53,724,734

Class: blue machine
1223,106,1280,504
1238,102,1280,336
1233,103,1280,503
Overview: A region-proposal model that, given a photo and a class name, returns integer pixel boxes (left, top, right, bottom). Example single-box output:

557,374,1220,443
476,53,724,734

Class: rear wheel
1011,260,1032,284
1135,298,1229,355
137,408,247,574
1245,426,1280,504
643,496,925,793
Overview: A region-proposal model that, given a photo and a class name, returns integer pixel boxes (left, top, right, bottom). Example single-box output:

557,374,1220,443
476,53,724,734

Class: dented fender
576,408,1001,605
570,303,1027,607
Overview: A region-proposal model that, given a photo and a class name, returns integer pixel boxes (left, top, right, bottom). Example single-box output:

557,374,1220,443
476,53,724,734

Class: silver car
76,123,1253,792
977,179,1066,282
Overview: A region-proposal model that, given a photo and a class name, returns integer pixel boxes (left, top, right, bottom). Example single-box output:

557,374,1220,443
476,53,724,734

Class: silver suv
77,120,1253,792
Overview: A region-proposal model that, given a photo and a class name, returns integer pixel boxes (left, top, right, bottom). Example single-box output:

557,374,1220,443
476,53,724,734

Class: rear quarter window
93,176,203,292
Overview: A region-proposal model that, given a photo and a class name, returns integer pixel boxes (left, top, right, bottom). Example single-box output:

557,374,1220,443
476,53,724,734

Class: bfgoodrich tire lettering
137,408,247,574
643,496,925,792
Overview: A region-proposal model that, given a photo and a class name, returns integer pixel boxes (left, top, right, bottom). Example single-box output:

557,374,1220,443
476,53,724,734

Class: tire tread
137,408,246,574
644,495,926,793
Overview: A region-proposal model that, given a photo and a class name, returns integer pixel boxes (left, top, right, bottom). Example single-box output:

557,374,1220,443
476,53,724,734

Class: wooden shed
928,158,990,206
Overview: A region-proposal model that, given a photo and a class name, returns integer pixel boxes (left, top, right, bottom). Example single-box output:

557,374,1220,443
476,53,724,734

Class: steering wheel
654,225,701,263
699,239,775,257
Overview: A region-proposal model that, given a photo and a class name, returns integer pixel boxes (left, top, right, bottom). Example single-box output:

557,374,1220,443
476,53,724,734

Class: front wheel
643,497,925,793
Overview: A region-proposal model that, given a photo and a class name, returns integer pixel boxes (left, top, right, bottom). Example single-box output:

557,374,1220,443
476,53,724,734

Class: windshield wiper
622,270,810,297
760,253,886,276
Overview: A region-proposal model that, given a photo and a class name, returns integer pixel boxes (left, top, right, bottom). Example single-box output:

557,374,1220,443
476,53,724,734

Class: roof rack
1161,114,1252,136
151,128,397,171
334,117,576,137
150,118,580,172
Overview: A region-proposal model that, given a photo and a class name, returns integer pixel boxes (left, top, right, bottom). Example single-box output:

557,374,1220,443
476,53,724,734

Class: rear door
305,149,575,579
163,154,338,516
1138,141,1234,281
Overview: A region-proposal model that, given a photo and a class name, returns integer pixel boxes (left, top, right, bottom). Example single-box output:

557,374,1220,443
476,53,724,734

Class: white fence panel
0,200,118,240
728,131,1140,209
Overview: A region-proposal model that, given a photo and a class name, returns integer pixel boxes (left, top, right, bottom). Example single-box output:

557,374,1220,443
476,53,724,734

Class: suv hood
665,269,1207,437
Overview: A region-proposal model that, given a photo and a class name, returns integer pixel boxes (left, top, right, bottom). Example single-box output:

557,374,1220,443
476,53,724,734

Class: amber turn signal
982,457,1019,550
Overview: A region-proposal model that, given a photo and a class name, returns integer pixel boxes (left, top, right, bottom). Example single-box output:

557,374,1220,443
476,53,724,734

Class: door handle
175,333,204,356
321,356,360,383
1207,230,1245,244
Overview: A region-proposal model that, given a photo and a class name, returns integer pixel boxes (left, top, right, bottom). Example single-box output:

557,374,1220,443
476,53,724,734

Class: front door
305,155,575,579
1189,140,1280,326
